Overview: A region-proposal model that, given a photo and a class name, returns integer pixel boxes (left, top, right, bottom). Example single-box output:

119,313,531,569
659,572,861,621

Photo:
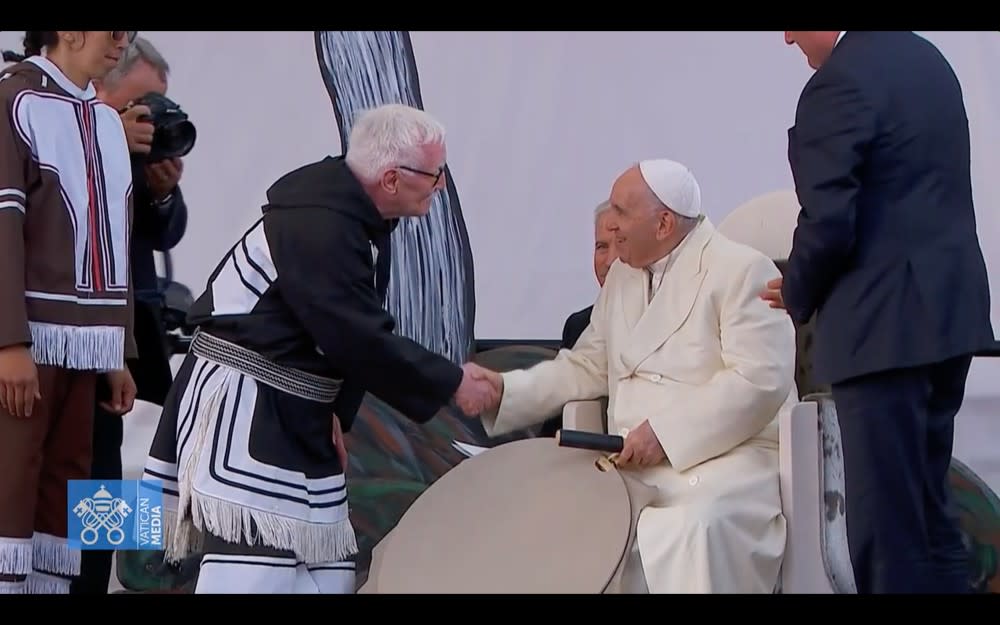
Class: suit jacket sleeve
560,314,576,349
266,207,464,426
0,76,32,350
783,65,878,325
649,256,796,472
482,293,609,437
561,306,593,350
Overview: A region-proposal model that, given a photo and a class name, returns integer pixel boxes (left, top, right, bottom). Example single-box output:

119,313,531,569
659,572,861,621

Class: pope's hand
615,420,666,468
454,363,502,417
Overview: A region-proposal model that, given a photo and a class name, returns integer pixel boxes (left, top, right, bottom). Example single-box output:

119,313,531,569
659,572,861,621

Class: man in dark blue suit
763,31,995,594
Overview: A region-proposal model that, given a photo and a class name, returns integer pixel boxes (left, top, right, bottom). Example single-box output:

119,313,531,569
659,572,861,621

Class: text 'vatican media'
137,491,163,549
67,479,165,551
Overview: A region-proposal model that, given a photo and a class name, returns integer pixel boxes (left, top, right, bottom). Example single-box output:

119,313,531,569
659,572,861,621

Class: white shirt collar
26,55,96,101
644,220,702,300
835,31,846,47
646,251,672,278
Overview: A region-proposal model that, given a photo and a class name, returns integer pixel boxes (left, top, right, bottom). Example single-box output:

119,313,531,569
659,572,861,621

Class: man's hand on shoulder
759,276,786,310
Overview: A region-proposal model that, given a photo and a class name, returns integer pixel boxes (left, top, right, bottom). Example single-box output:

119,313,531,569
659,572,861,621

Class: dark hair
2,31,58,63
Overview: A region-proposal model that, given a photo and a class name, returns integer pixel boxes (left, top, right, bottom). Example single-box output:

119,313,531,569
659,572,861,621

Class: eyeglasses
112,31,138,43
399,165,445,186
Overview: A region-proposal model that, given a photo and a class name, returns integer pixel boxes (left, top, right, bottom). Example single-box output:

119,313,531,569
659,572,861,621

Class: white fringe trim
24,571,70,594
161,507,203,565
165,370,225,563
29,321,124,370
0,537,33,576
198,490,357,563
32,533,80,576
0,580,25,594
161,492,357,566
161,368,358,565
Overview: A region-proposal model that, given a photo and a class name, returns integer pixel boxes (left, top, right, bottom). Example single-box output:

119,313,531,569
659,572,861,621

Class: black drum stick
555,429,624,454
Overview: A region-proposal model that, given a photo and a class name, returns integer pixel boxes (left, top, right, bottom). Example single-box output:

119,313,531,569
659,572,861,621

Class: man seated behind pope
468,159,798,594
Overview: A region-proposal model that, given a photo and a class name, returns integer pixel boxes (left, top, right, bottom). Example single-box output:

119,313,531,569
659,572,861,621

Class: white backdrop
2,31,997,398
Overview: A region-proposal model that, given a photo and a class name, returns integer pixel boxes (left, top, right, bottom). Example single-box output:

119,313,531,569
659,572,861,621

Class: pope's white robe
482,218,797,593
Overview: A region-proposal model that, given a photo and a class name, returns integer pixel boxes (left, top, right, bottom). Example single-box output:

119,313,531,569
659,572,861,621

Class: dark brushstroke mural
314,31,476,365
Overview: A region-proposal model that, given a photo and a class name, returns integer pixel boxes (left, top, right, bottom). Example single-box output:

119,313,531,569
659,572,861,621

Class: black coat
186,156,464,431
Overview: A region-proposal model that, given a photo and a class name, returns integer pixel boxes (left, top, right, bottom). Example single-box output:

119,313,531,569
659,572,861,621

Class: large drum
358,436,657,593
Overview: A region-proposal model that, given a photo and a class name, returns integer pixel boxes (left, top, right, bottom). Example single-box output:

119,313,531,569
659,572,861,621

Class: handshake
453,362,503,417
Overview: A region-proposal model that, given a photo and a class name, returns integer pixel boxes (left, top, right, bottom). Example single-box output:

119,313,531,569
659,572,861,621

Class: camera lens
159,120,197,159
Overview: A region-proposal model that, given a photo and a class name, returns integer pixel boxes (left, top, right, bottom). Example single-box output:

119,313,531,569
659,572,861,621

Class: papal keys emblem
73,484,134,546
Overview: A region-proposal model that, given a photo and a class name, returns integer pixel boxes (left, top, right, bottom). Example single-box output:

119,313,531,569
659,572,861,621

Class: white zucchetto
638,159,702,218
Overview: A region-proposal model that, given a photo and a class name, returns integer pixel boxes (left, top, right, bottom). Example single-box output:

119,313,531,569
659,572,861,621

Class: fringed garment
143,331,357,593
0,56,135,594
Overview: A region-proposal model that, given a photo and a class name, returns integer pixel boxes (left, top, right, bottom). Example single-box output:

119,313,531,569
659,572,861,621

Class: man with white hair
467,159,797,593
141,103,498,594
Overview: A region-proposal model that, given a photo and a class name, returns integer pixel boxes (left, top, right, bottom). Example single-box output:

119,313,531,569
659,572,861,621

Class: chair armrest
777,399,834,593
561,399,607,434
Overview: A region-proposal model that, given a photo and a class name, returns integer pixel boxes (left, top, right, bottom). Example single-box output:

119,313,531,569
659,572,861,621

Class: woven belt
190,330,342,403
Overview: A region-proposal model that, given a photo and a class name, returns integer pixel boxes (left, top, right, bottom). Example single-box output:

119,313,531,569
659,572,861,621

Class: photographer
70,36,189,595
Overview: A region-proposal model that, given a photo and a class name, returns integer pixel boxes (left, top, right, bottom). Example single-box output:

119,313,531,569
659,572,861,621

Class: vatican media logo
67,480,164,551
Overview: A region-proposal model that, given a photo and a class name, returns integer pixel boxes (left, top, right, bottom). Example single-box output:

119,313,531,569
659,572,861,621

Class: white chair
717,190,857,593
561,190,857,593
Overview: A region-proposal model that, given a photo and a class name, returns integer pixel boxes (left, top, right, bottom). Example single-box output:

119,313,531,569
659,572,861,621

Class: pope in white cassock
475,159,799,593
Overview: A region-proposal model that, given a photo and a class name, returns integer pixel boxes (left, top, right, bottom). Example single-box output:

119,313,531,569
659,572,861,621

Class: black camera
134,92,196,162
